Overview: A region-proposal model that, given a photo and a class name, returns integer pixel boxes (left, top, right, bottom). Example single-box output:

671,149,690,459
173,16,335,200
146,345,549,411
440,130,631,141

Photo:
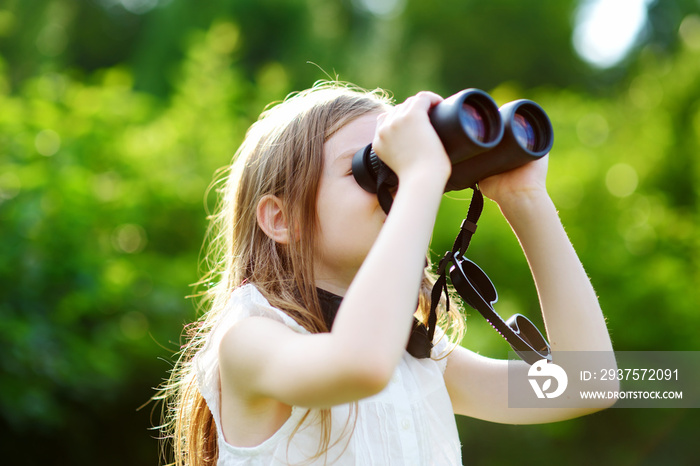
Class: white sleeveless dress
194,284,462,465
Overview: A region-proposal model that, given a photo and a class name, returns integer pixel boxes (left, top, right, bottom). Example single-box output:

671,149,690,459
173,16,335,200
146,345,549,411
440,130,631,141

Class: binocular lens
460,103,487,142
512,113,536,151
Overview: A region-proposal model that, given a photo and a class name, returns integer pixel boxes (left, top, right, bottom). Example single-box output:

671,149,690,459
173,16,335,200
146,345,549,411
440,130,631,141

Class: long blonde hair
158,82,465,465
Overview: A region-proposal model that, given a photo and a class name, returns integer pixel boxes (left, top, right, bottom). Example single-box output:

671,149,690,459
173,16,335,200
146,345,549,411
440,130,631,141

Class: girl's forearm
333,172,446,373
498,190,613,353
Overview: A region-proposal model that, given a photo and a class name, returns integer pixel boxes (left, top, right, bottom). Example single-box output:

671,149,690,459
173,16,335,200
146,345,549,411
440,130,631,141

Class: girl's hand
372,91,451,187
478,154,550,207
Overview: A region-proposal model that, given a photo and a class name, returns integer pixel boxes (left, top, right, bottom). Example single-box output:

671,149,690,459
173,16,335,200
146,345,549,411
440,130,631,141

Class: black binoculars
352,89,554,193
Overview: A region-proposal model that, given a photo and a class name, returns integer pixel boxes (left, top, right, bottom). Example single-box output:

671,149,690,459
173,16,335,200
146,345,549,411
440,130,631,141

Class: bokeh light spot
606,163,638,198
35,129,61,157
112,224,147,254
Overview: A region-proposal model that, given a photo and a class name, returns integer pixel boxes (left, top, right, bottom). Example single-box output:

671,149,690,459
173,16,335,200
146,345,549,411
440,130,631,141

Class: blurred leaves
0,23,253,437
1,0,699,464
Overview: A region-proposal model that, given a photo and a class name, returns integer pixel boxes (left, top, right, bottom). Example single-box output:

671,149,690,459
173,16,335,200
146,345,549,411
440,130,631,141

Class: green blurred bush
0,23,261,449
1,4,699,465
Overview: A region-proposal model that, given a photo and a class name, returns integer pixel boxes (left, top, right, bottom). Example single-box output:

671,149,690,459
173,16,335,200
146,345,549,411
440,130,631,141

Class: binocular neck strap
427,186,484,347
429,186,552,365
455,187,484,256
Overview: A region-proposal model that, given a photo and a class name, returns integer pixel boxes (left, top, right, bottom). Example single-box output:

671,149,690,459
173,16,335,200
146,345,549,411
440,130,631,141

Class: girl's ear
256,194,292,245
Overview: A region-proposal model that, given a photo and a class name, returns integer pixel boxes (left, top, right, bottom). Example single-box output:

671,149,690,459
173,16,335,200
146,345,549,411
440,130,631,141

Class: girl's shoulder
196,283,307,369
194,284,308,420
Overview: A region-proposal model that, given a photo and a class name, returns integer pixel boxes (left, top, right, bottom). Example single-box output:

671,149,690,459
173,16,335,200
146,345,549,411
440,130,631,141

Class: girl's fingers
414,91,444,107
371,91,450,181
395,91,443,117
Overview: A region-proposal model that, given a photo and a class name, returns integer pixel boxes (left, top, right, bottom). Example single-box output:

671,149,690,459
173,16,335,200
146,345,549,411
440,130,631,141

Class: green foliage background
1,0,699,464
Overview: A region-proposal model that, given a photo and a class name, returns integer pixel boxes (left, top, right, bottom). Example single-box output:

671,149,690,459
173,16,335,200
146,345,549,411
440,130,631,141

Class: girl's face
314,112,386,294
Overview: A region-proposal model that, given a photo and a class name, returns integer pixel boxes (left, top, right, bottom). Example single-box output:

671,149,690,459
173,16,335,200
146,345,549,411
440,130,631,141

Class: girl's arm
444,156,618,424
220,92,452,409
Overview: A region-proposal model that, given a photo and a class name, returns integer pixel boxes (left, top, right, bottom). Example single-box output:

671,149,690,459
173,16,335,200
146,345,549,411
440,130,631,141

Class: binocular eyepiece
352,89,554,193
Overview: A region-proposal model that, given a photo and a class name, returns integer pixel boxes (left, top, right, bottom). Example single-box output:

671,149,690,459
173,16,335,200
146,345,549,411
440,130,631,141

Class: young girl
160,82,615,465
